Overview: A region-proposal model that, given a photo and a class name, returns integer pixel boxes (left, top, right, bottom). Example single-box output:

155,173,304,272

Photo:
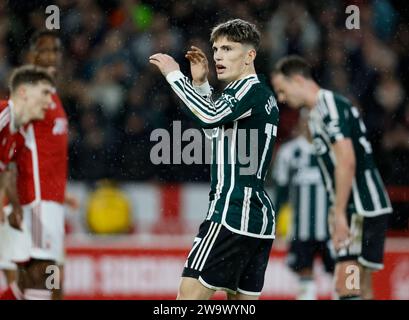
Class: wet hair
9,65,55,92
210,19,260,50
273,55,312,79
29,30,61,50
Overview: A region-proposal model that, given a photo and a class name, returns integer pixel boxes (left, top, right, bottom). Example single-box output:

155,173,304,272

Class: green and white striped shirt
273,136,330,241
166,71,279,238
308,89,392,217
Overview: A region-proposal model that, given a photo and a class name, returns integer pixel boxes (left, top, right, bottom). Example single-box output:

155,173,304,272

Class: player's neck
234,65,256,82
304,82,321,110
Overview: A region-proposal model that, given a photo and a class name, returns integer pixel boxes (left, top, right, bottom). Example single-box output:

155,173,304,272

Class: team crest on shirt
220,93,238,106
52,118,68,135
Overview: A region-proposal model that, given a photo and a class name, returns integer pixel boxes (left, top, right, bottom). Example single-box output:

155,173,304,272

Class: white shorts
0,207,18,270
5,201,65,264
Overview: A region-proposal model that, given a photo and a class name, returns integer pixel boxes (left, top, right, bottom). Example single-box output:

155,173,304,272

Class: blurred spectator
115,83,157,180
268,0,320,64
374,75,408,185
76,109,108,181
89,64,126,119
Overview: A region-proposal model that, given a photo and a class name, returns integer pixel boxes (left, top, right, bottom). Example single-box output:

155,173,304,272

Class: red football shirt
13,94,68,205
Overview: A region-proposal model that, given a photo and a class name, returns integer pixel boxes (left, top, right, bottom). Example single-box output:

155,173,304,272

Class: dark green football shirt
308,89,392,217
167,71,279,238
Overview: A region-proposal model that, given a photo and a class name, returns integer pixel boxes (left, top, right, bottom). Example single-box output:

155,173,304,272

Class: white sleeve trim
165,70,185,83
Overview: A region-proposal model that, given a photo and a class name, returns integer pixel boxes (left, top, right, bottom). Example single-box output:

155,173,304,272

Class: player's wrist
331,205,347,218
192,78,207,86
193,79,211,95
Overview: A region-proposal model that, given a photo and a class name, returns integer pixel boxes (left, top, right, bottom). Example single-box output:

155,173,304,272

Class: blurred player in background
272,112,334,300
0,65,54,298
0,30,78,300
150,19,278,300
272,56,392,300
0,168,17,287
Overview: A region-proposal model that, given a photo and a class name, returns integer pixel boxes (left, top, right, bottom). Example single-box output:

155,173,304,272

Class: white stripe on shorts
198,223,222,271
191,222,218,270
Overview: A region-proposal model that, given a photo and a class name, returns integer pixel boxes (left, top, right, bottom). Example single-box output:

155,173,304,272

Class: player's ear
293,74,305,85
245,48,256,65
16,85,27,101
22,85,29,101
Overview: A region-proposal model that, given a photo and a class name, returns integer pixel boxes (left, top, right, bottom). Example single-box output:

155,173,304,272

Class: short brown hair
273,55,312,79
9,65,55,92
210,19,260,50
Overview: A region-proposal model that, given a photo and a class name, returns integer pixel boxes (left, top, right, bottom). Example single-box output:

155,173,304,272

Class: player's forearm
5,168,21,208
166,71,232,128
6,187,21,208
0,186,5,208
0,172,8,190
0,170,21,210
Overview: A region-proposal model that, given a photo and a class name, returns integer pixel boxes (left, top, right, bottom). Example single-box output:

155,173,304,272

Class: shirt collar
225,73,258,89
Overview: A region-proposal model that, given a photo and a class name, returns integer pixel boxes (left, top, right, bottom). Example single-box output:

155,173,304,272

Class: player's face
23,82,54,121
212,37,254,82
30,36,62,76
271,73,304,109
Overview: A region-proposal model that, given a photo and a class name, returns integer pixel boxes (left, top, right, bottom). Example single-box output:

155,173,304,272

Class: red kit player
0,31,77,300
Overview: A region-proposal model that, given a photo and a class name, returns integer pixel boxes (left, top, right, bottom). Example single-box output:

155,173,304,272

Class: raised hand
149,53,180,77
185,46,209,86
